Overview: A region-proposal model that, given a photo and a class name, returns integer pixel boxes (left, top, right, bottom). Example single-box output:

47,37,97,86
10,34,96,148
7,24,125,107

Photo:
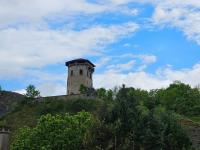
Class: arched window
71,70,73,76
80,69,83,75
89,73,92,79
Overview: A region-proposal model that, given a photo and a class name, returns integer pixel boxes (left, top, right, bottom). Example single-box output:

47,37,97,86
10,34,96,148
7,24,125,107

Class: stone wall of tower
0,126,10,150
67,63,93,95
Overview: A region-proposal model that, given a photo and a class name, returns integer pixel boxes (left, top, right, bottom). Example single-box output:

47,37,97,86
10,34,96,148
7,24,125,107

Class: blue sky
1,0,200,96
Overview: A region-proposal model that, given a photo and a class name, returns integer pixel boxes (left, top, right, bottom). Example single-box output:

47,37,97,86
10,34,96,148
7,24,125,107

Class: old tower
65,58,95,95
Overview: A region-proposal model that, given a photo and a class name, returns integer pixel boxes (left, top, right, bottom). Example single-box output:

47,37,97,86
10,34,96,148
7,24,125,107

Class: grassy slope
0,97,109,142
0,96,199,145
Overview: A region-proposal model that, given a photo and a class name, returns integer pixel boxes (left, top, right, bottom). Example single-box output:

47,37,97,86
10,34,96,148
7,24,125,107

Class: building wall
67,63,93,95
0,128,10,150
44,94,97,101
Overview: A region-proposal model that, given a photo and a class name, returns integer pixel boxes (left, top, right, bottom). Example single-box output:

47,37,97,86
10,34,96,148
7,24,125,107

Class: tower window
90,73,92,79
71,70,73,76
80,69,83,75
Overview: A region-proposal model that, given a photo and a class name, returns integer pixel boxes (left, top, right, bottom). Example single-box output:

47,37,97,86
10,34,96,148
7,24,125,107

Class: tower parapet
65,58,95,95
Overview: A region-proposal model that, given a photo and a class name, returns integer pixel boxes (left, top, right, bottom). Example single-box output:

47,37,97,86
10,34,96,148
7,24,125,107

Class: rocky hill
0,91,199,149
0,91,25,116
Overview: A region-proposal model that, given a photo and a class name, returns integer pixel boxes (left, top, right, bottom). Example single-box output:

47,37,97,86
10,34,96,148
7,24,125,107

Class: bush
11,112,94,150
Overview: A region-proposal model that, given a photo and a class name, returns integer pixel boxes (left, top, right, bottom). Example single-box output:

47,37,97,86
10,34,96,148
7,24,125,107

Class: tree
153,82,200,116
79,84,87,94
96,88,114,101
0,85,2,92
107,87,192,150
96,88,106,99
10,112,94,150
25,85,40,99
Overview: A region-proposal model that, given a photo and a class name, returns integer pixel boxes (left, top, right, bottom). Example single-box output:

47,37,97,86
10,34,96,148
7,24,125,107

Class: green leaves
153,81,200,116
9,82,197,150
25,85,40,99
10,112,94,150
79,84,87,94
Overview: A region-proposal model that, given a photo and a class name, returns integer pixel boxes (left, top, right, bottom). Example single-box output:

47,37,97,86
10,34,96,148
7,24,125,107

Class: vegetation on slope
0,81,200,149
10,112,94,150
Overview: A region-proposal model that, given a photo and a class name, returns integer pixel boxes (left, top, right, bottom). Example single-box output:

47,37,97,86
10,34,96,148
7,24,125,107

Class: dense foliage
91,86,193,150
10,112,94,150
150,81,200,116
25,85,40,99
8,81,200,149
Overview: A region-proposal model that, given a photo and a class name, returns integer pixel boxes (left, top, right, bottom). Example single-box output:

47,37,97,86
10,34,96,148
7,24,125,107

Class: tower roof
65,58,95,67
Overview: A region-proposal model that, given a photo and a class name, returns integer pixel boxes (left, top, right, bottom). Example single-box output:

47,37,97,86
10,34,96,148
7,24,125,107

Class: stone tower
65,58,95,95
0,126,10,150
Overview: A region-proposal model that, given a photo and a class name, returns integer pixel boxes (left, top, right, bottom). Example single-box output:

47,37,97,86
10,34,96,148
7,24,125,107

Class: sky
1,0,200,96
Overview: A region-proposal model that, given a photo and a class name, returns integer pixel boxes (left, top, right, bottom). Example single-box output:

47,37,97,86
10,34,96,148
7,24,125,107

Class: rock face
0,91,25,116
181,119,200,149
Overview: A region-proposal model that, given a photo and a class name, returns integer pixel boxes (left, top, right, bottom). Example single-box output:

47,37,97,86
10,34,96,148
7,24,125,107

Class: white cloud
15,83,66,96
38,82,66,96
120,53,156,63
95,57,111,68
0,0,108,26
107,60,135,72
3,0,200,96
108,0,129,5
161,63,200,86
150,0,200,45
94,71,170,90
138,54,156,64
14,89,26,95
0,0,140,27
0,22,139,78
94,63,200,90
14,62,200,96
119,53,157,71
105,0,200,45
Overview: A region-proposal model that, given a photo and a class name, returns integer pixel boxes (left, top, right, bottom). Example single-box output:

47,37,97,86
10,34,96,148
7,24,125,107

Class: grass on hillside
0,97,110,143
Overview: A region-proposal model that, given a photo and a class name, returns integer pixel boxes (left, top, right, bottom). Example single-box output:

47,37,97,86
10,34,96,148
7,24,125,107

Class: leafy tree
104,86,192,150
96,88,106,99
25,85,40,99
0,85,2,92
160,113,192,150
79,84,87,94
11,112,94,150
153,81,200,116
96,88,114,101
9,83,195,150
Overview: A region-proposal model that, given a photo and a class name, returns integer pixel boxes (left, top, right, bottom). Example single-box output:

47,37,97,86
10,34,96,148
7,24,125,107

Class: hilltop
0,91,25,116
0,82,200,149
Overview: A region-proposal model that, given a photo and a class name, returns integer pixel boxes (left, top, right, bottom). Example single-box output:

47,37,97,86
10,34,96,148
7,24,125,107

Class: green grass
174,113,200,125
0,97,198,145
189,116,200,123
0,98,107,142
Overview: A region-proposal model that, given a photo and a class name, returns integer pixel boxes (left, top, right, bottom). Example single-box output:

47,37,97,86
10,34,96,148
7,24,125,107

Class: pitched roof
65,58,95,67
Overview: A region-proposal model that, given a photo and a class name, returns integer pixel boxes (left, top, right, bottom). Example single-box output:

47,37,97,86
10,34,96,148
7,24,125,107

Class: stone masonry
65,58,95,95
0,126,10,150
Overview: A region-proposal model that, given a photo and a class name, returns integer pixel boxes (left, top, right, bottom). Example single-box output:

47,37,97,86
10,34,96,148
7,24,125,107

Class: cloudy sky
1,0,200,96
